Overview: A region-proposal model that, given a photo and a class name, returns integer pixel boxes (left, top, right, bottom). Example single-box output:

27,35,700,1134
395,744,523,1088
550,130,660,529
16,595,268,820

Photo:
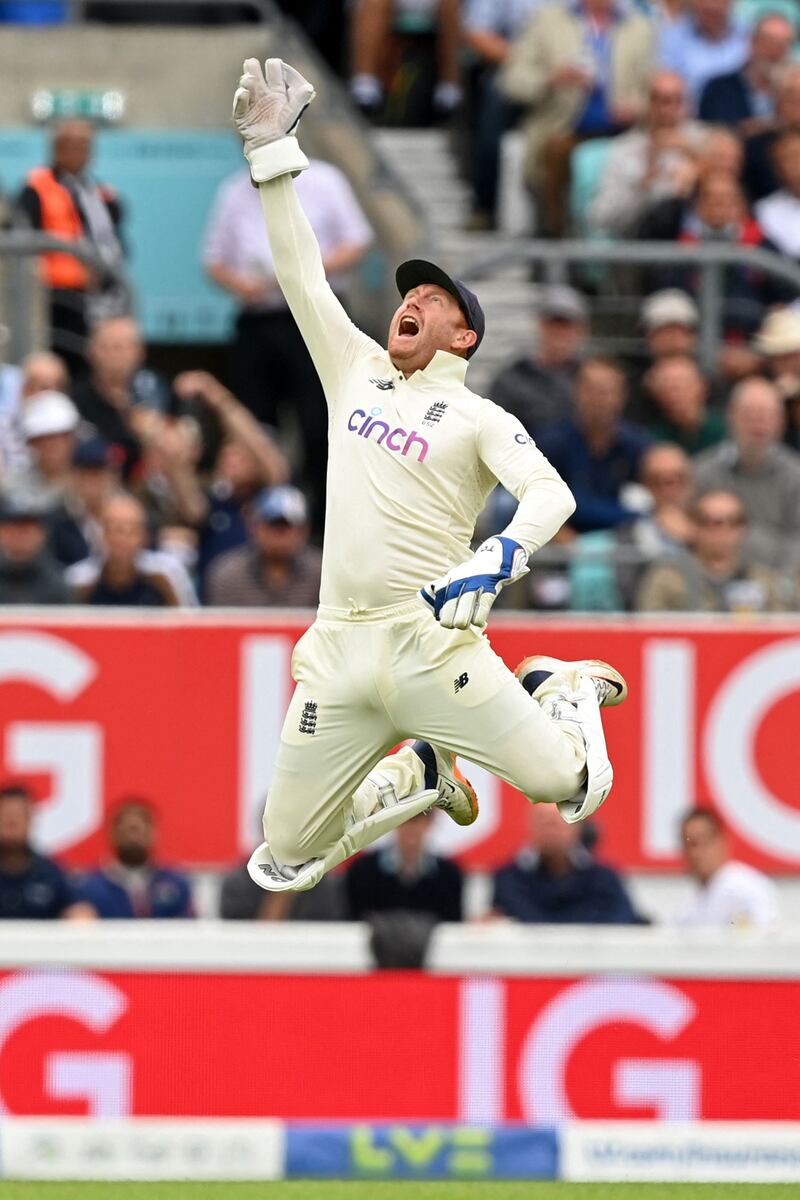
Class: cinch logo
347,408,429,462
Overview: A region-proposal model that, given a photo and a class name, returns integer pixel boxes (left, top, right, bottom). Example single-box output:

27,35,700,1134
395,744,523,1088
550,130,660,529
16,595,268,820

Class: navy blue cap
395,259,485,359
252,486,308,526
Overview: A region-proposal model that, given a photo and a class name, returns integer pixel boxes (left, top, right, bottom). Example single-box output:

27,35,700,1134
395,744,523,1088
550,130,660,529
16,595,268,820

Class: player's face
387,284,474,375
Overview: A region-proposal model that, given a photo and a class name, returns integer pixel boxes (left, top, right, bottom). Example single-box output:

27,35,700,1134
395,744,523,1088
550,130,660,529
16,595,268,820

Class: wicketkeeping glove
233,58,316,180
421,536,529,630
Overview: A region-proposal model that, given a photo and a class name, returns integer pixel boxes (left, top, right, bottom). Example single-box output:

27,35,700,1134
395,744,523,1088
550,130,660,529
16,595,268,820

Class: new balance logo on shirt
370,377,395,391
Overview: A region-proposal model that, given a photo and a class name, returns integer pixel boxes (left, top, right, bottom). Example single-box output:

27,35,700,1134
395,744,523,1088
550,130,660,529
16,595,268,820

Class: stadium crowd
0,0,796,950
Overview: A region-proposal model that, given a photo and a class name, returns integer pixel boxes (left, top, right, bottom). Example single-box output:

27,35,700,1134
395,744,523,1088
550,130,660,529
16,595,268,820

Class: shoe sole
449,757,480,826
515,655,628,707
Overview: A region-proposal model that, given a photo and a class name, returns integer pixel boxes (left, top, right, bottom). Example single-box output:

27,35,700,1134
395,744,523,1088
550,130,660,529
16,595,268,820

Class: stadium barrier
2,610,800,876
1,923,799,1128
3,1117,800,1182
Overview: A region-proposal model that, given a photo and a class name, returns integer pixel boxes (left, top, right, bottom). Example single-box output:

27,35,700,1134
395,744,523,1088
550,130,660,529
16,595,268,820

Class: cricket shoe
515,656,628,708
410,741,479,827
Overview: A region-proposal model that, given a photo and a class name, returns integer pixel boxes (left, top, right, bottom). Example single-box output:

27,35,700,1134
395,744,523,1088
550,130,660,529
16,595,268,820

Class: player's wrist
246,135,309,183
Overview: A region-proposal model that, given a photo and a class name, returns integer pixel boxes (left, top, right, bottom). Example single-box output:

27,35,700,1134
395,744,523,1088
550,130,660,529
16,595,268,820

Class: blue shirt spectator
0,785,75,919
76,797,193,920
345,812,463,923
536,357,651,531
492,801,641,924
659,0,749,108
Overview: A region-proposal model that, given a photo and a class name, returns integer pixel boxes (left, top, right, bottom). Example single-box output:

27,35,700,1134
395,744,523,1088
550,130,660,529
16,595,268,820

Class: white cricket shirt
258,174,575,612
676,860,780,929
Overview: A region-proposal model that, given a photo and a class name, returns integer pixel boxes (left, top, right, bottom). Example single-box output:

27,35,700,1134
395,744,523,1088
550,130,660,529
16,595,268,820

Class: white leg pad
247,786,439,892
557,677,614,824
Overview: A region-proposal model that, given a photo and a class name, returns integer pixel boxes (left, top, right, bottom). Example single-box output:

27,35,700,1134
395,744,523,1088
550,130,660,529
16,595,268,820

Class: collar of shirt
515,844,593,872
400,349,469,390
378,845,437,879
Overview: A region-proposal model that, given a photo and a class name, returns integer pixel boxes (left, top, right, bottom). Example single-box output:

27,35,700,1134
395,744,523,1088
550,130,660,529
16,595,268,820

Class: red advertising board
0,613,799,871
0,969,797,1121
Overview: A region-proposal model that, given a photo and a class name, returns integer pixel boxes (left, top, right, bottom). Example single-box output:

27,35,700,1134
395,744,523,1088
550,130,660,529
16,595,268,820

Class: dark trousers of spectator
537,130,615,238
471,73,522,223
49,287,89,379
229,308,328,536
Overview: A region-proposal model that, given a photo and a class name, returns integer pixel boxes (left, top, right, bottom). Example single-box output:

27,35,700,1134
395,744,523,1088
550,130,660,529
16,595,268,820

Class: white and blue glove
233,57,316,182
421,536,529,630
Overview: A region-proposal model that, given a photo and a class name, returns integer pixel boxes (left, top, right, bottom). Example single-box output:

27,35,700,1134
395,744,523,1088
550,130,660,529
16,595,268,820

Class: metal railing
462,240,800,373
0,230,130,363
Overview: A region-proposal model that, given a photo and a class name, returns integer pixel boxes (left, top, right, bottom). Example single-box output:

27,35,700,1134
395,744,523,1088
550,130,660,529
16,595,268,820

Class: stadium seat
569,137,614,236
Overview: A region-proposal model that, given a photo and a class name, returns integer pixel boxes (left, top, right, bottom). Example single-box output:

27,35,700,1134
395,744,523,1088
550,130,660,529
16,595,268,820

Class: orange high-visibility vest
25,166,89,290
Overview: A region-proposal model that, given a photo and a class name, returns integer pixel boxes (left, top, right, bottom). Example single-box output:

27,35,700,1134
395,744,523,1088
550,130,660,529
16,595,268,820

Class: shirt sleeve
256,173,380,400
476,402,576,556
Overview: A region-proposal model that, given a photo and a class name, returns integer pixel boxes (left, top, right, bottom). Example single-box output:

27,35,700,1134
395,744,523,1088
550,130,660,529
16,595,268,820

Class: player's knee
263,807,308,868
521,758,582,806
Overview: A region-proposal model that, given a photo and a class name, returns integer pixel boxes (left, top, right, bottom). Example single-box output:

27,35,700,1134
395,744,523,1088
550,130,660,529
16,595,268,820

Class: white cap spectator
534,284,589,324
252,485,309,527
21,391,80,441
642,289,700,331
755,307,800,358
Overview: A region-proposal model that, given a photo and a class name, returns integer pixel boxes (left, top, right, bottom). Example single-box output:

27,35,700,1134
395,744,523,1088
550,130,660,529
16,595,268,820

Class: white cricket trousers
264,599,588,867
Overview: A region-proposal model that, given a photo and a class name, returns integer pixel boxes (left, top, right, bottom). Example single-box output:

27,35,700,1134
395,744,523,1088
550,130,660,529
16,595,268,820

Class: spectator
589,70,707,237
0,492,70,604
671,170,787,340
205,485,322,608
50,436,120,566
644,354,726,453
461,0,539,230
0,351,72,480
754,307,800,451
76,798,193,919
204,161,371,532
635,488,796,611
639,124,745,238
659,0,750,109
0,785,77,919
492,801,640,924
349,0,462,119
693,376,800,566
490,285,588,436
744,62,800,203
15,120,126,373
71,316,171,479
754,129,800,260
567,442,695,612
500,0,654,236
676,806,779,927
629,289,701,416
157,371,288,588
537,357,651,531
220,860,344,920
698,12,796,132
67,492,185,606
9,390,81,508
344,810,462,922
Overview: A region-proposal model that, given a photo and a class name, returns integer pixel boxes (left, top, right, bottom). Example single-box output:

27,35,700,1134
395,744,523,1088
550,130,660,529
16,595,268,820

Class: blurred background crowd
0,0,797,954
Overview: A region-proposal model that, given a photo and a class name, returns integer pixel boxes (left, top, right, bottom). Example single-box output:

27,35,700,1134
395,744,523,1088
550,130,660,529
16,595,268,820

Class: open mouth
398,314,420,337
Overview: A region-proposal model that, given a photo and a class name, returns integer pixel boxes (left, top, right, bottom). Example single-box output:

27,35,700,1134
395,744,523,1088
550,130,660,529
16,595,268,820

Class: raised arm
233,58,376,395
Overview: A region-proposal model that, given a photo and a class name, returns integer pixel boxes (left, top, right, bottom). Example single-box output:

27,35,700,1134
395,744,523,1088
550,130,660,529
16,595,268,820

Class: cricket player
233,59,628,894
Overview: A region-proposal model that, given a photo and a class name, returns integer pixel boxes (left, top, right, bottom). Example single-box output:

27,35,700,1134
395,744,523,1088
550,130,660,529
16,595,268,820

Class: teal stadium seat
569,137,614,237
0,129,244,343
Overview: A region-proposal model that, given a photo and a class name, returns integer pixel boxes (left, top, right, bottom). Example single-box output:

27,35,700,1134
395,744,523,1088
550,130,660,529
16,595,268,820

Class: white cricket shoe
515,656,628,707
410,740,479,827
